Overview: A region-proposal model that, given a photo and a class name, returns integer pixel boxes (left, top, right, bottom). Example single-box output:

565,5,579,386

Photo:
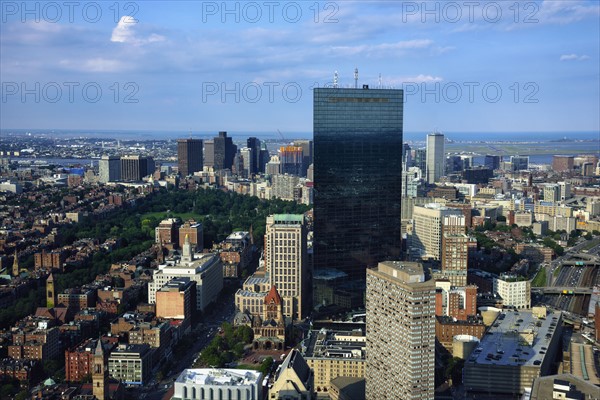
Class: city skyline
314,87,403,306
1,2,600,398
1,1,599,133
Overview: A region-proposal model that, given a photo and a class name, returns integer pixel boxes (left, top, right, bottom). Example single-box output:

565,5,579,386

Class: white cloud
386,75,444,85
330,39,433,57
59,58,130,73
539,0,600,24
560,54,590,61
111,16,165,45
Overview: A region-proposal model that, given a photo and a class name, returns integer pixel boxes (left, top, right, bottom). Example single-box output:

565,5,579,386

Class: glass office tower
313,87,403,307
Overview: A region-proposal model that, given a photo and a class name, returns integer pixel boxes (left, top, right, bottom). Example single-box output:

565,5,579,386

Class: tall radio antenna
333,71,338,88
354,68,358,88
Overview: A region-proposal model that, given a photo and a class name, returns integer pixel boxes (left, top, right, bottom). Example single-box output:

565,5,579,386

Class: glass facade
313,87,403,302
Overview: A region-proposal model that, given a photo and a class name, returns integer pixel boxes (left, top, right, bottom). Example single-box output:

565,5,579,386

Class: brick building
155,218,180,249
552,155,574,172
65,338,113,382
156,278,196,330
8,325,60,361
435,282,478,321
435,316,486,352
178,220,203,251
34,250,66,270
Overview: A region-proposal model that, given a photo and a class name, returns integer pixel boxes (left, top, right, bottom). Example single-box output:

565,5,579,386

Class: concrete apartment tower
265,214,309,321
366,261,436,400
426,132,445,184
411,203,464,261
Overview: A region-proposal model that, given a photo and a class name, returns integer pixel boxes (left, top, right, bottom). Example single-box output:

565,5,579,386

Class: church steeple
182,234,193,263
46,273,56,308
12,249,20,277
92,339,108,400
264,285,284,322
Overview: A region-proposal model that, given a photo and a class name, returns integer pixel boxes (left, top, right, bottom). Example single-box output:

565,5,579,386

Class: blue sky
1,0,599,136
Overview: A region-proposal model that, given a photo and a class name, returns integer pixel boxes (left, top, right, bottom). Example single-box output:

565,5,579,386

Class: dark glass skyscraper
247,137,261,174
314,87,403,303
206,131,237,170
177,138,203,176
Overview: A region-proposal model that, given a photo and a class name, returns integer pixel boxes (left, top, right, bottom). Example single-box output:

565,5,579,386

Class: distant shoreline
1,129,599,143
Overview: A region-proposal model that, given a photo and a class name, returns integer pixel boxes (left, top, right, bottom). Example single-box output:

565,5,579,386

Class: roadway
137,290,237,400
535,287,593,295
535,237,600,315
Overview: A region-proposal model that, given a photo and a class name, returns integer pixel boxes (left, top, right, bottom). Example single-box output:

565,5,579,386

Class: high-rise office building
294,139,313,177
411,204,464,260
402,143,412,170
366,261,435,400
244,137,263,174
213,134,226,170
239,147,253,178
259,143,270,174
426,132,444,184
441,230,469,286
446,155,464,174
265,214,309,320
511,155,529,171
279,145,304,176
99,155,121,183
265,155,281,176
206,132,237,170
120,155,154,182
177,138,203,177
552,155,574,172
204,140,214,168
314,87,403,295
414,148,427,173
544,184,561,202
484,155,501,170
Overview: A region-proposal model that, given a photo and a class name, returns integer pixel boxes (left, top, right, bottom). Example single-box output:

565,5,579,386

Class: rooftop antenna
333,71,338,88
378,73,382,89
354,68,358,89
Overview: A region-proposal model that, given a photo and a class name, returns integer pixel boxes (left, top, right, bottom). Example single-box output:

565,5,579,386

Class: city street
138,290,237,400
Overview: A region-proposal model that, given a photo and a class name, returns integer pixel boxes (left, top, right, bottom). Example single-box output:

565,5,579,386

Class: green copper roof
273,214,304,223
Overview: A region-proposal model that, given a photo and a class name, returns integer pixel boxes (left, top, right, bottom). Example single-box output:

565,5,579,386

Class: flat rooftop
302,328,366,360
176,369,261,386
467,309,562,368
245,275,270,286
530,374,600,400
271,214,304,224
158,253,219,274
236,289,267,298
226,231,249,241
374,261,425,284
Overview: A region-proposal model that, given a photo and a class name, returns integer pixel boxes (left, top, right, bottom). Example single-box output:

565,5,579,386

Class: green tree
15,390,29,400
445,357,465,384
235,325,254,344
233,342,246,359
258,357,274,375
